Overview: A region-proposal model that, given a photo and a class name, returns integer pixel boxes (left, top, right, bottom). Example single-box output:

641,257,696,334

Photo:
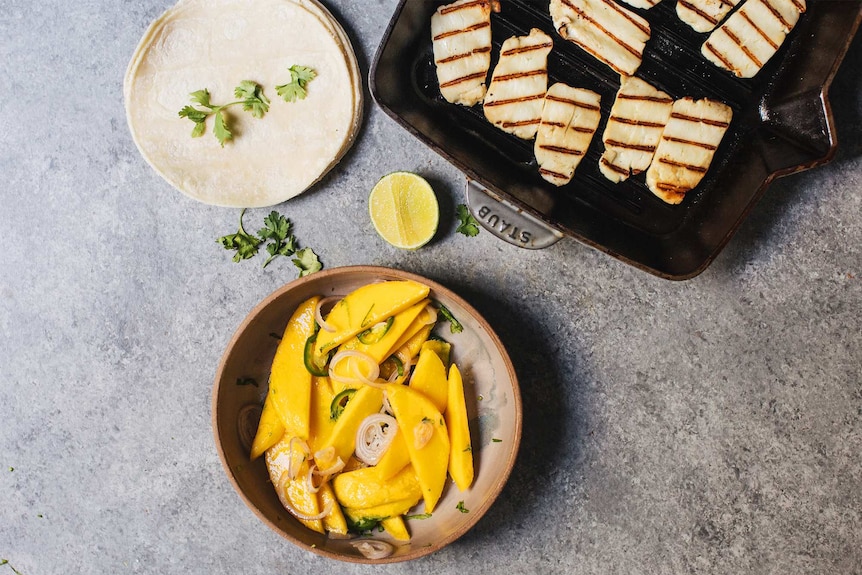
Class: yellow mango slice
316,385,384,469
409,346,448,413
333,464,421,509
343,496,422,526
317,482,348,536
265,437,323,534
381,516,410,541
421,339,451,367
307,376,335,454
250,393,285,460
445,364,474,491
386,385,450,513
316,280,430,354
381,324,433,385
374,428,411,480
335,300,429,365
269,296,319,439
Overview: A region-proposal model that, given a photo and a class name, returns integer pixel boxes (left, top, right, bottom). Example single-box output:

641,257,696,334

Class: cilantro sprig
456,204,480,237
179,81,270,146
218,209,322,276
276,65,317,103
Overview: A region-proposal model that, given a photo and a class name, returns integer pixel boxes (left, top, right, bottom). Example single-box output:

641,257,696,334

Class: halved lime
369,172,439,250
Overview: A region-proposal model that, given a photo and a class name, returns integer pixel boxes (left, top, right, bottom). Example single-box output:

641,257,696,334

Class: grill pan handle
466,180,564,250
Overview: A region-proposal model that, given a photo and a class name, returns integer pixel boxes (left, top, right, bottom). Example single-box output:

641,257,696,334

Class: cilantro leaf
189,89,212,108
456,501,469,513
258,211,297,268
235,80,270,119
213,109,232,147
436,302,464,334
217,209,261,262
456,204,480,237
292,248,322,276
276,65,317,103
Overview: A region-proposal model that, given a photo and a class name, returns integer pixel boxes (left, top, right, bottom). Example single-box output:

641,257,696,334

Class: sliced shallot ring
354,414,398,466
313,456,345,477
329,350,386,388
305,464,321,494
352,539,394,559
315,296,342,333
277,472,334,521
287,437,310,480
314,446,335,463
423,304,438,325
413,419,434,450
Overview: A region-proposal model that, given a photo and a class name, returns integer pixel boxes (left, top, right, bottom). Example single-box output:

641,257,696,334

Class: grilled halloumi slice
483,28,554,139
535,83,602,186
677,0,742,34
431,0,500,106
549,0,651,77
646,98,733,204
702,0,806,78
599,76,674,183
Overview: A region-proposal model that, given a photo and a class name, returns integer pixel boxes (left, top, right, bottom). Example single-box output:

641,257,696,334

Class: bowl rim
212,265,523,563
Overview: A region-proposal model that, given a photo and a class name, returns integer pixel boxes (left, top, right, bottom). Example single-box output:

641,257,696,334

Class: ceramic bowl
212,265,521,563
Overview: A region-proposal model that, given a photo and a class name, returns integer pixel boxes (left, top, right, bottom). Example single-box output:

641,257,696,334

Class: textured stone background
1,1,860,574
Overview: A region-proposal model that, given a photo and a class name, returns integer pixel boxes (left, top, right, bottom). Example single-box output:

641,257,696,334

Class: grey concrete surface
1,1,860,574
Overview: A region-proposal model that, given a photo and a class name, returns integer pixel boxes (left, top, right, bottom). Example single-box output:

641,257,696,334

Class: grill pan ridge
371,0,862,279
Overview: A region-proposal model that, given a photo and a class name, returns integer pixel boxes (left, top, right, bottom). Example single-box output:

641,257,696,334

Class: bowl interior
213,266,522,563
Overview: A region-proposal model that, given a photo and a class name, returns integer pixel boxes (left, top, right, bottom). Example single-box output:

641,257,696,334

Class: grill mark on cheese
560,0,645,58
501,118,542,128
662,135,718,150
539,167,570,180
738,10,780,49
703,41,737,73
610,116,666,128
598,0,651,35
617,93,674,104
760,0,792,29
433,21,491,41
570,38,628,76
546,94,601,111
788,0,806,12
493,69,547,82
658,158,708,173
440,0,489,14
484,93,546,107
436,46,492,65
501,41,554,56
539,144,585,156
605,139,656,152
670,112,731,128
722,26,764,68
601,158,630,176
440,71,489,88
678,0,719,25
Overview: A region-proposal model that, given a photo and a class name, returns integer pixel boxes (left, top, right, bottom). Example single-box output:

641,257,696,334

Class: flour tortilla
124,0,363,207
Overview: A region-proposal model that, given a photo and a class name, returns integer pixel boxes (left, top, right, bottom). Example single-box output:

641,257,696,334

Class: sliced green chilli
357,316,394,344
383,354,404,377
330,388,357,421
304,332,330,376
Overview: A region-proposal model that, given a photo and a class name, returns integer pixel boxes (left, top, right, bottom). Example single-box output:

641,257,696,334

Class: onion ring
315,296,342,333
352,539,394,559
354,414,398,466
329,350,386,388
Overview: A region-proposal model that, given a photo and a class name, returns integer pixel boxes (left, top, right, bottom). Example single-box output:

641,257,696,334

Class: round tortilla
124,0,363,207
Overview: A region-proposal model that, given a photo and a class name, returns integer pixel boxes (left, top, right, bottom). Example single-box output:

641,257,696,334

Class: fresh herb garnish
236,377,259,387
436,302,463,334
178,82,270,146
456,501,469,513
405,512,433,520
217,208,262,262
492,438,502,443
456,204,480,237
0,559,24,575
218,209,322,275
258,211,297,268
276,65,317,102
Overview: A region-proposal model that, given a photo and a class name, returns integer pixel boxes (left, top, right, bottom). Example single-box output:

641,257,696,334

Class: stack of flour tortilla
124,0,363,207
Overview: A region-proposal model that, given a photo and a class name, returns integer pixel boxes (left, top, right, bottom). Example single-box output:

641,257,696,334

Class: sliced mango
381,516,410,541
421,340,451,367
318,482,348,536
266,437,323,534
445,364,474,491
250,393,285,460
315,385,384,469
386,385,450,513
409,346,448,413
269,296,319,439
307,376,336,454
343,496,422,527
335,300,429,365
333,464,421,509
374,428,411,480
381,324,433,385
316,280,430,354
